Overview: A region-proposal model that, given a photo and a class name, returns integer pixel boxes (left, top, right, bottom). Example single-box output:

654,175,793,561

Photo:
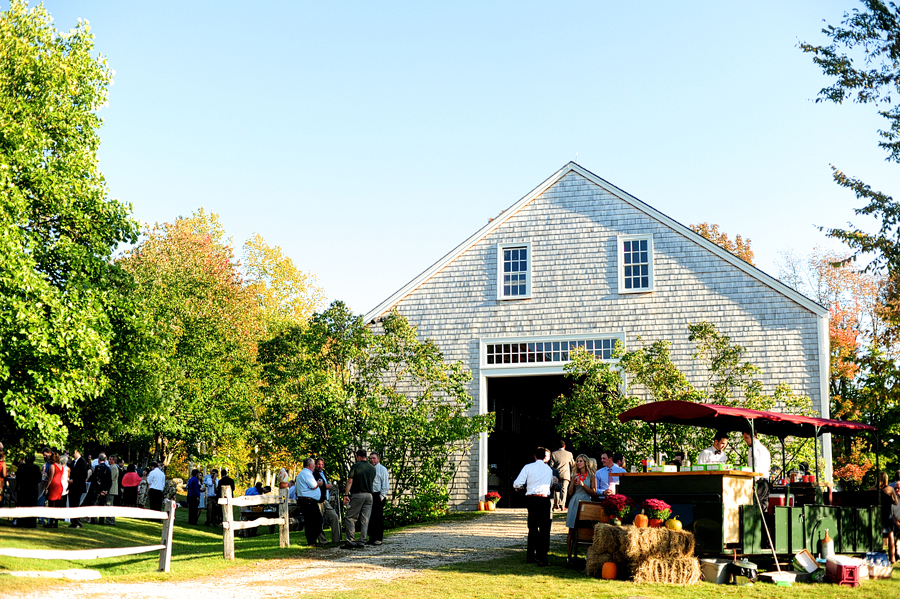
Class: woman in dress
565,454,597,562
44,451,69,528
121,464,141,507
136,470,149,508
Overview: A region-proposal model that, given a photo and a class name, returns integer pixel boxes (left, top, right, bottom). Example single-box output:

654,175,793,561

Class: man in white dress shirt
697,431,729,465
367,452,390,546
513,447,555,567
742,432,771,511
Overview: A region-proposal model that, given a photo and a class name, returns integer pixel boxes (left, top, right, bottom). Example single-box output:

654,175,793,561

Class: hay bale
621,527,695,560
631,557,701,585
585,547,614,578
592,523,625,553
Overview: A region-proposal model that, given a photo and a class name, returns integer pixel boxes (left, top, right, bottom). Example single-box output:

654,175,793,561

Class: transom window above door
483,335,623,367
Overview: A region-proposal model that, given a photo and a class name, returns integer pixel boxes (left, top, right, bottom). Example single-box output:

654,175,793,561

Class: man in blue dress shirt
595,451,626,496
296,457,324,546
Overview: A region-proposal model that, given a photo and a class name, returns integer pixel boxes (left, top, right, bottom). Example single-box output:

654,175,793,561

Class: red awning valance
617,400,876,438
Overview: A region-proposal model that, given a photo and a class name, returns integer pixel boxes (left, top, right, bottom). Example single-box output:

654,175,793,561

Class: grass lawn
1,507,897,598
315,552,899,599
0,502,315,594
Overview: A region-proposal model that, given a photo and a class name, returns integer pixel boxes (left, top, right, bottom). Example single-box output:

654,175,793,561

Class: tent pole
813,428,820,484
779,436,787,481
748,420,756,473
653,423,658,461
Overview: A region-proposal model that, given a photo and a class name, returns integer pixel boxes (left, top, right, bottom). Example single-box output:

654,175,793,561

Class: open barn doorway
486,374,575,508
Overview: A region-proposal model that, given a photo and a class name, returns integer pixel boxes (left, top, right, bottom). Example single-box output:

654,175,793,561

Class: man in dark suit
67,449,90,528
550,440,575,511
216,468,236,526
90,453,113,524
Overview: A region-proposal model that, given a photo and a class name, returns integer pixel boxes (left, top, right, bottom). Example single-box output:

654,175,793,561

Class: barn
364,162,829,509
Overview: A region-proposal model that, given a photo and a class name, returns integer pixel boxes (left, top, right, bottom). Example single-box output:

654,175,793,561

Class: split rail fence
0,500,177,572
219,486,295,560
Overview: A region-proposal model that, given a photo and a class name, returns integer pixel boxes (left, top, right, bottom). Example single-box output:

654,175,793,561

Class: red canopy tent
617,400,877,438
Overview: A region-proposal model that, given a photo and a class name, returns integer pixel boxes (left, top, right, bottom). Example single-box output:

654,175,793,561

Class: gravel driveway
12,509,567,599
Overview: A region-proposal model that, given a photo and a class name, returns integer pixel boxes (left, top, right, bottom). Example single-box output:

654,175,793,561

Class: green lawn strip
0,505,489,593
0,504,313,592
316,552,898,599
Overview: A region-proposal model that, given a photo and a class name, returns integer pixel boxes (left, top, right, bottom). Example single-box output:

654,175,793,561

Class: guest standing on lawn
367,451,389,546
296,458,324,546
513,447,555,567
187,469,202,525
146,462,165,511
342,449,376,549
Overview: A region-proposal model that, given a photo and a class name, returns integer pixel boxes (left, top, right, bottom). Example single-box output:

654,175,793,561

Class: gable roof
364,162,828,323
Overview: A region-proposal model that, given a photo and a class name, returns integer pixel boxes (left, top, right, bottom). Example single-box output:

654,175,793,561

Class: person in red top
44,450,68,528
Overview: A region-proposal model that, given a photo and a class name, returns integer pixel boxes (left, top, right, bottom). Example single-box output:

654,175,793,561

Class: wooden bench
567,500,604,563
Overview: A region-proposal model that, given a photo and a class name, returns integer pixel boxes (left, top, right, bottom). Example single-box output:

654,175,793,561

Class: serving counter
618,470,760,553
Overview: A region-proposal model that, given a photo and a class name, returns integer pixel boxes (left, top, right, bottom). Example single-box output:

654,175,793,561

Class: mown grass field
0,507,897,598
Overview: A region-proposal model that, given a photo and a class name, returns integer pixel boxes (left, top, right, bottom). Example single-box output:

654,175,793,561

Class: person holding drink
565,454,596,560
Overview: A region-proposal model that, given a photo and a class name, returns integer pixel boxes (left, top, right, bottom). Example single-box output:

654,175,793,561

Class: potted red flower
599,494,635,525
640,498,672,528
484,492,500,510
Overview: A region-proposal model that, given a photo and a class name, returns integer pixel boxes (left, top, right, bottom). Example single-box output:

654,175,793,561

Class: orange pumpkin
665,515,683,531
601,561,617,580
633,513,649,528
599,508,610,524
648,518,665,528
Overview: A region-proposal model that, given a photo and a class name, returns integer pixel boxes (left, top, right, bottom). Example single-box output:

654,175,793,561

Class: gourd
665,515,683,531
633,513,649,528
648,518,665,528
601,561,617,580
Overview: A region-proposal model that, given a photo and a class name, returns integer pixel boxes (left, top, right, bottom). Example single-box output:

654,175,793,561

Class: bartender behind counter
697,431,729,465
742,432,771,511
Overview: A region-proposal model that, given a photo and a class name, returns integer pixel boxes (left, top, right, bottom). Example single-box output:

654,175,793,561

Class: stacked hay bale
585,523,700,585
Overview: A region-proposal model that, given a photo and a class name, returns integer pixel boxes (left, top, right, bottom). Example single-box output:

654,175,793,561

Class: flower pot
486,501,496,511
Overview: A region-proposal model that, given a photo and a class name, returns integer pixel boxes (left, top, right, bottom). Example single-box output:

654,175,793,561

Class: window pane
553,351,560,361
518,285,526,295
641,276,649,287
520,248,527,259
640,240,647,251
504,250,510,261
586,340,594,350
625,278,632,289
536,352,543,362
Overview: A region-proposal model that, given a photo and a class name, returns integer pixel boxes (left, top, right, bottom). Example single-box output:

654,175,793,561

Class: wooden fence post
158,499,176,572
278,487,290,549
223,486,235,560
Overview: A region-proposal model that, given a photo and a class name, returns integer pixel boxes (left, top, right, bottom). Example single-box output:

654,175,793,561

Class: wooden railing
0,500,177,572
219,487,292,560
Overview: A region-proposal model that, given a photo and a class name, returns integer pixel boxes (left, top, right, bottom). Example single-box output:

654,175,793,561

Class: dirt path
11,509,567,599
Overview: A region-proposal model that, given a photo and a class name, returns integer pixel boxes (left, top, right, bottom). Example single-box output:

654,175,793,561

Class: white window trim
481,332,625,370
496,242,532,300
617,234,654,294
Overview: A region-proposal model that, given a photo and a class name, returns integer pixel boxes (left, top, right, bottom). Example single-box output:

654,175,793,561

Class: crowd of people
181,450,391,549
0,444,394,549
0,444,171,528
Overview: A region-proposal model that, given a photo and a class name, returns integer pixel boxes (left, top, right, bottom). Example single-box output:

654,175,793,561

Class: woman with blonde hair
565,454,597,562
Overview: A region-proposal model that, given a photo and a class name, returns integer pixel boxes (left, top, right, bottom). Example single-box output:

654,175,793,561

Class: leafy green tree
118,210,263,465
259,301,494,523
555,322,818,468
553,347,646,455
0,1,139,448
242,233,325,334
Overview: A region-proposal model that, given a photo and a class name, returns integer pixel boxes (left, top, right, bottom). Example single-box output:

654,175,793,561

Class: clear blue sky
34,1,899,314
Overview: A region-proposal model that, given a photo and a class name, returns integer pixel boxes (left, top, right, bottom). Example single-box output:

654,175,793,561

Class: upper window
618,235,654,293
497,242,531,300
